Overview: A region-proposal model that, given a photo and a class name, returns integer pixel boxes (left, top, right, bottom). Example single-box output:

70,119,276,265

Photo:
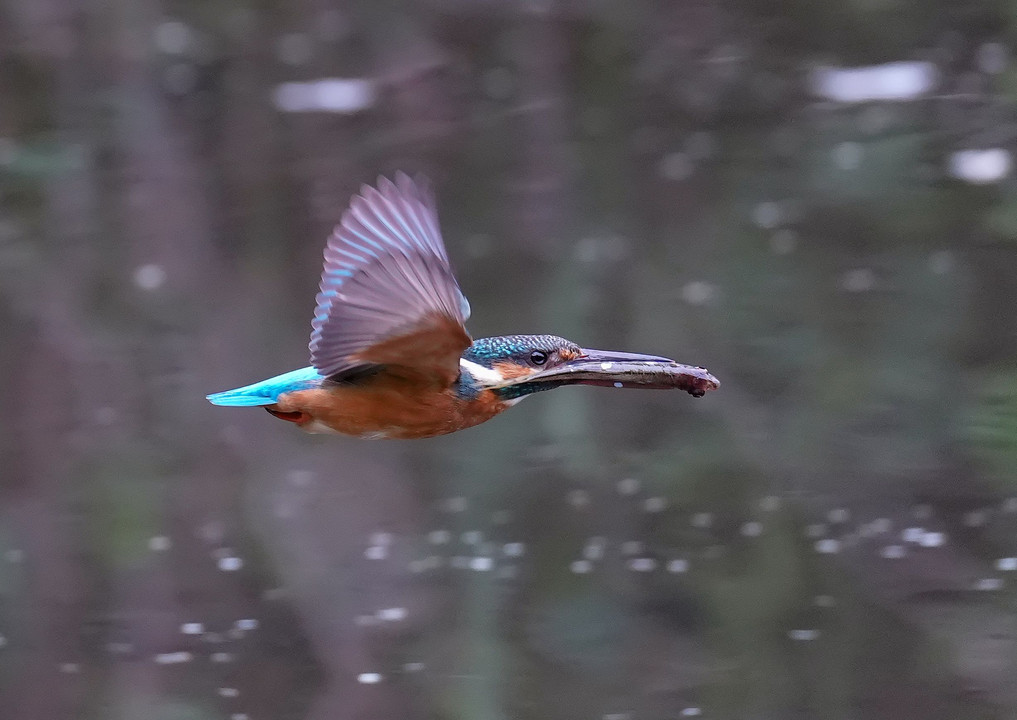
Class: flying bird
207,173,719,439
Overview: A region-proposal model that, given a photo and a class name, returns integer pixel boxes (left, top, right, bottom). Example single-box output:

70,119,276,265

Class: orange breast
272,376,508,439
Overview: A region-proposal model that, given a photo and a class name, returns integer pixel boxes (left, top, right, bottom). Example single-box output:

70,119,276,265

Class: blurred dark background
3,0,1017,718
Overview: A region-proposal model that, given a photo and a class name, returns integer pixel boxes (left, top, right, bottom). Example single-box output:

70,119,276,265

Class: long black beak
517,348,720,398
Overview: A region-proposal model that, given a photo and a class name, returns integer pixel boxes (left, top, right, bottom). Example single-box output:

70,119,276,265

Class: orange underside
270,374,507,439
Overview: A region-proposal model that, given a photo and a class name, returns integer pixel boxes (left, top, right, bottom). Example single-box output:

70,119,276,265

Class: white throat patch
459,358,505,386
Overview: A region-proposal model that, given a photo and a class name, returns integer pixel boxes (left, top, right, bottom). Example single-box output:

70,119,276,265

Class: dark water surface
2,2,1017,719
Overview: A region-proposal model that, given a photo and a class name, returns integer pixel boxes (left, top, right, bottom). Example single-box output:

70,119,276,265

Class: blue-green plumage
462,334,577,363
458,334,580,401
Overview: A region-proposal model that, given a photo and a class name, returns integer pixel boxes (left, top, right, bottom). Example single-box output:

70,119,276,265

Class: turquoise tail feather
206,366,324,407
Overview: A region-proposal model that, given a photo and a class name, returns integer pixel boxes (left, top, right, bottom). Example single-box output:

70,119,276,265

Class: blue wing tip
206,390,275,407
206,367,323,407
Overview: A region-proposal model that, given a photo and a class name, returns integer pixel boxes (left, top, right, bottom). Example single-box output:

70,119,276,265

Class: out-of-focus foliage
966,371,1017,489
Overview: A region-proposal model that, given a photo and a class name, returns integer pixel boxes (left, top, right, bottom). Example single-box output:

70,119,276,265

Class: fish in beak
514,348,720,398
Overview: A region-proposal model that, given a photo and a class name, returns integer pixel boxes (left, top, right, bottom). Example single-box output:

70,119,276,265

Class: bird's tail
205,388,276,406
206,366,323,406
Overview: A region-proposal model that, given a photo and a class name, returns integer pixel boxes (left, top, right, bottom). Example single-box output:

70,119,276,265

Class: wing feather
309,173,472,385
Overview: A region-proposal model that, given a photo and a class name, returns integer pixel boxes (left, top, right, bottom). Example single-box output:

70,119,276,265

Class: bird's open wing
309,172,472,386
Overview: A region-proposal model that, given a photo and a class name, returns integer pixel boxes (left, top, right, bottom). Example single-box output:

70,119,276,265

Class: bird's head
458,334,719,400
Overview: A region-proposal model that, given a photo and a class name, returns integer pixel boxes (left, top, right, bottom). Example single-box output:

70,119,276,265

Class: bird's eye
529,350,549,365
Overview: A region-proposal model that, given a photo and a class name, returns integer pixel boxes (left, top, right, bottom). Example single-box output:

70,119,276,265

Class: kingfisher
207,173,719,439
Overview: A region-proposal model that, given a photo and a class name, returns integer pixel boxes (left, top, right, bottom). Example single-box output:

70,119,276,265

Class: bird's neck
490,380,564,400
454,357,564,402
